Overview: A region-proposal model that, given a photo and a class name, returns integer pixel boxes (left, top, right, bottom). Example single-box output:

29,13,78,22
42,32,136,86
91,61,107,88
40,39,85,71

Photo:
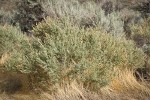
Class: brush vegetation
0,0,150,99
0,18,146,91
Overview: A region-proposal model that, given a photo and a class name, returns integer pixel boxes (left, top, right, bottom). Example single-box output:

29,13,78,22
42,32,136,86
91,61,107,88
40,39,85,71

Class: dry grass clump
110,69,150,94
49,69,150,100
0,70,149,100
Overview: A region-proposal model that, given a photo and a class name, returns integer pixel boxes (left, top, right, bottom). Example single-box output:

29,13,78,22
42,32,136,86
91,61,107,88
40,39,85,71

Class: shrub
0,0,18,25
13,0,46,33
0,25,24,56
0,0,17,11
0,9,16,25
0,25,35,73
0,25,47,87
0,17,146,91
32,18,146,90
42,0,124,37
131,17,150,46
0,17,146,92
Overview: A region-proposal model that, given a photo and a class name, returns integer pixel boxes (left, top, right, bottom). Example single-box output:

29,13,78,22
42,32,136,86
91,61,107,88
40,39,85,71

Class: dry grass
49,69,150,100
0,53,10,67
109,69,150,97
0,69,150,100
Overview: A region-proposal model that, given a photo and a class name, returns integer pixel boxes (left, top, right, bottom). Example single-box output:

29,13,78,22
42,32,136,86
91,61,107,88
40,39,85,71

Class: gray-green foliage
0,25,34,73
0,10,16,25
42,0,124,37
143,44,150,56
32,18,146,89
0,25,23,56
0,18,146,90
